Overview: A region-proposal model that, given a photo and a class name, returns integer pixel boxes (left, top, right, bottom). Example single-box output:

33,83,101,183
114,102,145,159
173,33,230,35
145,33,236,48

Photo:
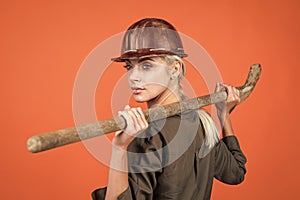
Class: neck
147,89,180,108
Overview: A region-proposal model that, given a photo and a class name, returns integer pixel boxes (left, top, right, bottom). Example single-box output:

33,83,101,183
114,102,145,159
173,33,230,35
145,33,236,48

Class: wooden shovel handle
27,64,262,153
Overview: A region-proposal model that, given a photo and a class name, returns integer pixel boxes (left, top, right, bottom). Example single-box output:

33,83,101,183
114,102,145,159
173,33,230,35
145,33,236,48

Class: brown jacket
92,110,247,200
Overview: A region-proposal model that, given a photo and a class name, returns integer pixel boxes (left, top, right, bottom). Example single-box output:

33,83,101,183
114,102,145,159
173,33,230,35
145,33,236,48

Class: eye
141,63,152,70
124,64,133,71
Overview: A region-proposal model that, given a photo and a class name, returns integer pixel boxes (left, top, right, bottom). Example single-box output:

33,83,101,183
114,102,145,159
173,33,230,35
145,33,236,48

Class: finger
118,110,133,130
131,107,148,132
124,105,131,111
127,109,141,132
115,130,123,136
132,108,141,119
233,87,240,97
226,85,234,101
214,82,220,92
227,86,240,102
215,82,225,92
137,107,148,129
220,84,234,100
233,88,241,103
132,108,145,130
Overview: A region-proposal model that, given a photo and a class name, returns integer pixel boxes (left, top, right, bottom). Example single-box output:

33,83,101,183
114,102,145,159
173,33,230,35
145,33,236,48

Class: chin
133,95,148,103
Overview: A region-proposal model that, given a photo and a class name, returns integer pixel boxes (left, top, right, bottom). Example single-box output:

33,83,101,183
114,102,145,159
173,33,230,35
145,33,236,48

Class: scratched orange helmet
112,18,188,62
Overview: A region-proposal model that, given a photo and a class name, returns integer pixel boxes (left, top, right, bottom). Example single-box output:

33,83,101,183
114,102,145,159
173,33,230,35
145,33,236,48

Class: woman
92,18,246,200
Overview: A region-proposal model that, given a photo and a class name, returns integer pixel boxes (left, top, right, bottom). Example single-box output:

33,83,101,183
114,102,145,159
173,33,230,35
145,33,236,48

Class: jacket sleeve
91,128,164,200
91,187,133,200
91,169,158,200
91,159,160,200
214,136,247,185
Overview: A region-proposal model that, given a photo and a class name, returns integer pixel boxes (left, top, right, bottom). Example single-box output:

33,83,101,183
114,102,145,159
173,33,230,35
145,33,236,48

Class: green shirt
92,110,247,200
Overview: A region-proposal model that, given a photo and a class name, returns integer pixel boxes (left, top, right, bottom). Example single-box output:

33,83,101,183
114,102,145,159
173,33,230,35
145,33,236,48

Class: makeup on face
124,57,176,105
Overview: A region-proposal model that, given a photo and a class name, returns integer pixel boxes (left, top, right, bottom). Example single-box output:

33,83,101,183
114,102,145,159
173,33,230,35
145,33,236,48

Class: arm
104,106,148,200
213,83,247,184
92,125,164,200
104,148,130,200
215,82,240,137
214,136,247,184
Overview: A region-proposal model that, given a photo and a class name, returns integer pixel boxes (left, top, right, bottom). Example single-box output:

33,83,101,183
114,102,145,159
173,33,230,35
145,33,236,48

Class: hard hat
112,18,188,62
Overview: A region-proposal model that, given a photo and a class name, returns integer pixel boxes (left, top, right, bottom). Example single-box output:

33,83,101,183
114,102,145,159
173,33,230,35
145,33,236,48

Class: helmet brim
111,49,187,62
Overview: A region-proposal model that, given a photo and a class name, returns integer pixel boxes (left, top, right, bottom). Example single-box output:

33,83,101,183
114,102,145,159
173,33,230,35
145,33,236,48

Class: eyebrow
137,57,155,63
126,57,156,65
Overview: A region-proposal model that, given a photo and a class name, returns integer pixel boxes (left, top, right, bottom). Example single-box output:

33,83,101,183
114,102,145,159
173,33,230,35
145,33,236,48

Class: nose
128,67,141,83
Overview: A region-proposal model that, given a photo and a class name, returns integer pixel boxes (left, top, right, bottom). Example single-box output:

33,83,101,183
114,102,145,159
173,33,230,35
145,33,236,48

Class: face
124,56,174,104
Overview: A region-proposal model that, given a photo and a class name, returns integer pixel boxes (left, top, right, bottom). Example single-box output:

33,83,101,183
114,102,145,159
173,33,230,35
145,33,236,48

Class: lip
131,86,145,94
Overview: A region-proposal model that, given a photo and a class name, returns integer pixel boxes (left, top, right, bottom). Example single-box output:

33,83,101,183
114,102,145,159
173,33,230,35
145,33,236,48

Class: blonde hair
163,55,186,79
163,55,220,155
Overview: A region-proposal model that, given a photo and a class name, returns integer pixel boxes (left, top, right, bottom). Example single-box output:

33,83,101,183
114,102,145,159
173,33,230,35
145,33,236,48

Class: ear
171,61,182,78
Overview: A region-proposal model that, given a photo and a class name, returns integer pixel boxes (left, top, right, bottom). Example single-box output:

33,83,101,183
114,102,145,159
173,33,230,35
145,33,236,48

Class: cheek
145,78,169,88
142,82,170,101
147,84,167,94
143,69,171,86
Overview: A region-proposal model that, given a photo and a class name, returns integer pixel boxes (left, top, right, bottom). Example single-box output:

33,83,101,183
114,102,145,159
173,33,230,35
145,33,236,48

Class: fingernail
125,105,130,109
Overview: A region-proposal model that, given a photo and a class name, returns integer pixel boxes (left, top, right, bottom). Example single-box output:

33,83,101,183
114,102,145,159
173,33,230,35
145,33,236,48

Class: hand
215,82,240,123
112,105,148,150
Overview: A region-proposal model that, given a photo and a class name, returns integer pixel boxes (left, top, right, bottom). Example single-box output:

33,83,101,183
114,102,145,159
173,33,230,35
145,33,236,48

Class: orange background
1,0,299,199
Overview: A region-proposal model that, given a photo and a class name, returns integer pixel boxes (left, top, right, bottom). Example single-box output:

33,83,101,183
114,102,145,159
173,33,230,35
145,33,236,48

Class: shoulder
151,110,203,143
128,110,205,154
